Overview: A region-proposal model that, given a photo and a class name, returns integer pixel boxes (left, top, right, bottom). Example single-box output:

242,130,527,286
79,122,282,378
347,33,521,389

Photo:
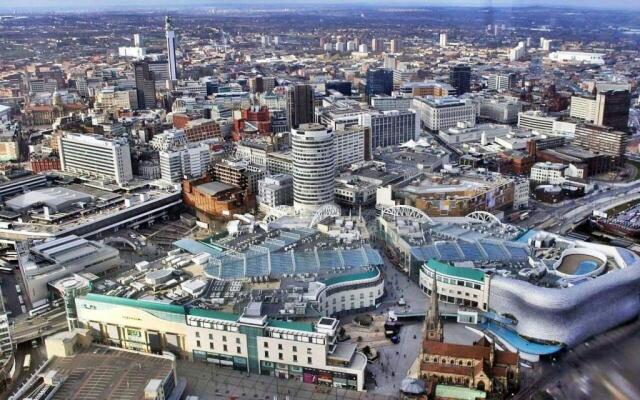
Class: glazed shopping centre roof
174,228,384,280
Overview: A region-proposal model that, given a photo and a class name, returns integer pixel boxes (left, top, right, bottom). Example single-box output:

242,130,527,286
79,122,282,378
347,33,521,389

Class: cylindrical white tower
292,123,336,215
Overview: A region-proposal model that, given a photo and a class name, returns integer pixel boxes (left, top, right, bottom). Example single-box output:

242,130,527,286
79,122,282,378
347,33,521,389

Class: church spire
424,268,443,342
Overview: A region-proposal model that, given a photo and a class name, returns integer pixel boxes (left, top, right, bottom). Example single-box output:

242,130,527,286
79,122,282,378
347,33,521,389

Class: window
278,344,283,350
196,340,201,347
209,342,214,350
195,332,200,338
222,335,227,342
237,346,241,354
278,353,283,360
236,338,241,344
265,351,269,358
264,342,269,348
307,348,312,355
292,346,297,352
223,344,228,352
307,357,312,364
208,333,213,340
293,355,298,362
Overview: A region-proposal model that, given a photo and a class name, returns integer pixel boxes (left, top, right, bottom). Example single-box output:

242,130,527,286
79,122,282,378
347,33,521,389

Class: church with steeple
418,268,520,397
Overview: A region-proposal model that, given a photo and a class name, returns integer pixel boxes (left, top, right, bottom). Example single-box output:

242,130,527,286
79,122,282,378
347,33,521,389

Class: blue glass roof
482,321,562,355
202,244,383,280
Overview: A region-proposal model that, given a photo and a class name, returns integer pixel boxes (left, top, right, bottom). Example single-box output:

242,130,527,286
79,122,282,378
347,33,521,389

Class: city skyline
1,0,640,11
0,2,639,400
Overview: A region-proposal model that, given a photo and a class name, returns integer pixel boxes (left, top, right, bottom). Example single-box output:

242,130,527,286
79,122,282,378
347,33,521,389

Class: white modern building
118,46,146,59
419,260,491,311
547,51,605,65
517,111,555,135
439,32,447,48
58,133,133,186
487,73,515,92
569,95,598,122
530,162,566,184
292,124,336,214
159,144,210,184
509,42,526,62
411,97,476,131
334,125,369,171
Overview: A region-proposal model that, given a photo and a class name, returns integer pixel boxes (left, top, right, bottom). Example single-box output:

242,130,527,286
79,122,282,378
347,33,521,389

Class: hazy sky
0,0,639,11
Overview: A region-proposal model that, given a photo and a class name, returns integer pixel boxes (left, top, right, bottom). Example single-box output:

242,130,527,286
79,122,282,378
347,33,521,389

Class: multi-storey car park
377,205,640,361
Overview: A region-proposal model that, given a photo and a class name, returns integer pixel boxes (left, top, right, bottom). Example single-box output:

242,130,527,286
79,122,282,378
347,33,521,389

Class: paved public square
177,360,396,399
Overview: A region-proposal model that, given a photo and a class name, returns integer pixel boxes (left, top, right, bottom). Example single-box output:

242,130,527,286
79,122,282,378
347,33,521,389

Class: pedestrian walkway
177,360,396,399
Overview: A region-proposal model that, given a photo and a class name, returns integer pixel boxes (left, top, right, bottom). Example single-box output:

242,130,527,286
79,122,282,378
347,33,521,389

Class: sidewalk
177,359,396,400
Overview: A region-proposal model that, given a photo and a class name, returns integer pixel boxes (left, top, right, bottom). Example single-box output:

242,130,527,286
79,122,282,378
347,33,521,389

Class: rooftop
424,259,485,282
22,346,174,400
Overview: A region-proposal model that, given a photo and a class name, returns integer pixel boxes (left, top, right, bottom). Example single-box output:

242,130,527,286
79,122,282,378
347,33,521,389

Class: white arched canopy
466,211,503,227
381,205,434,224
308,204,342,228
263,205,296,223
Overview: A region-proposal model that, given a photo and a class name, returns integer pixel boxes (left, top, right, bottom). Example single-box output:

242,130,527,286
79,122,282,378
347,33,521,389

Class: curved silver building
292,124,336,215
489,243,640,347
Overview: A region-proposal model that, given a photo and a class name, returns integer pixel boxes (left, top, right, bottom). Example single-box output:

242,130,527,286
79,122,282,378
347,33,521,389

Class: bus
23,354,31,371
0,266,13,274
29,303,51,318
3,251,18,261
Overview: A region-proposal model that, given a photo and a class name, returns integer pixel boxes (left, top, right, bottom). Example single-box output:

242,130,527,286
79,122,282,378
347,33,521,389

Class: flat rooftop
25,347,173,400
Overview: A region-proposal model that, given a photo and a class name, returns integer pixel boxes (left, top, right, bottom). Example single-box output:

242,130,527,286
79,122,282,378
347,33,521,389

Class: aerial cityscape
0,1,639,399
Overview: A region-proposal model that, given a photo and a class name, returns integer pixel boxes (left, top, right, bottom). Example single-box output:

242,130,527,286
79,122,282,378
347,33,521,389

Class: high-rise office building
439,32,448,48
58,133,133,186
286,85,314,130
383,54,397,70
570,90,630,132
165,15,178,81
334,125,370,171
371,38,384,53
574,123,628,165
359,110,419,149
390,39,402,53
133,61,156,109
291,124,336,214
159,144,211,183
509,41,526,61
449,64,471,95
595,90,631,132
412,97,476,131
365,68,393,99
133,33,143,47
488,73,516,92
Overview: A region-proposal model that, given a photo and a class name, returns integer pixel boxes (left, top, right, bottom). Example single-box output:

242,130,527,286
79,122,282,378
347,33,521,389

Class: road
0,342,47,400
525,180,640,234
10,310,68,345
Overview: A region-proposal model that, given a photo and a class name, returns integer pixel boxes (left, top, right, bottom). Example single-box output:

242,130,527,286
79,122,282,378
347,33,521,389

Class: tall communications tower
165,15,178,81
